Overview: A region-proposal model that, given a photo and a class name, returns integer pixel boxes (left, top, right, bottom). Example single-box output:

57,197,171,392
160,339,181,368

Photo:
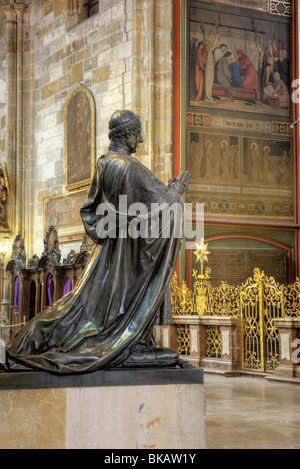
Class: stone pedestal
168,315,242,374
273,318,300,378
201,316,241,375
0,368,206,449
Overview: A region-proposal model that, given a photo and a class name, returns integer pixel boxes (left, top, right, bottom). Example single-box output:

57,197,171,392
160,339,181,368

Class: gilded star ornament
194,239,210,265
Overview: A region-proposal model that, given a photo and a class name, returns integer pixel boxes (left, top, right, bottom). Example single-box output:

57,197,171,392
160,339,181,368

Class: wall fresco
189,4,291,117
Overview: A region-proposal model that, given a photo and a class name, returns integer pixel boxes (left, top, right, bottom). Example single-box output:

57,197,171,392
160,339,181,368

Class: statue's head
108,110,143,154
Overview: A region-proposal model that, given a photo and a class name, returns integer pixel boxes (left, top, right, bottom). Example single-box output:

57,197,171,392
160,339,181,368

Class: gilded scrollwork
171,241,300,373
282,278,300,317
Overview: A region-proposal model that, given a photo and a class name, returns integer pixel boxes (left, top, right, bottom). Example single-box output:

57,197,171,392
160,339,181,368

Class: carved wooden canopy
6,234,26,272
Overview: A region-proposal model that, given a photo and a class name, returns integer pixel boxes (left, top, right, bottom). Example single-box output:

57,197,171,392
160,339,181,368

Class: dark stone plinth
0,368,204,391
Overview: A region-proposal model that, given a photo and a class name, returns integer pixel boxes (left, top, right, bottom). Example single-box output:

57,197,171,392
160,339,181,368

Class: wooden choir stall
6,227,92,340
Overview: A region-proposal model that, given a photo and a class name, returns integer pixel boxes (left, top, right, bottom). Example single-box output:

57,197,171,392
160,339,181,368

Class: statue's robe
6,152,183,374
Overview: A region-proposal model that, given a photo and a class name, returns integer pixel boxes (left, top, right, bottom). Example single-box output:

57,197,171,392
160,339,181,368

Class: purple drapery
63,278,72,296
47,274,54,306
14,276,20,307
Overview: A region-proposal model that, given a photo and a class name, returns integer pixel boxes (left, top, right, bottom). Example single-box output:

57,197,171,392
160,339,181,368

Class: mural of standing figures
188,132,240,184
243,138,293,188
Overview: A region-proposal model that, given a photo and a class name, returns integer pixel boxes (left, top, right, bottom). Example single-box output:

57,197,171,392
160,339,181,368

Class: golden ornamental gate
240,268,284,373
171,240,300,374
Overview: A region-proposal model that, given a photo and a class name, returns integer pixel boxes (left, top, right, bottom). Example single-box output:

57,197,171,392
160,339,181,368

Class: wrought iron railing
171,240,300,372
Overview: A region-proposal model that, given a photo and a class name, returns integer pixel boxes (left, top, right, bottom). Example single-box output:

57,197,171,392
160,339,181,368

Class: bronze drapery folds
4,110,190,374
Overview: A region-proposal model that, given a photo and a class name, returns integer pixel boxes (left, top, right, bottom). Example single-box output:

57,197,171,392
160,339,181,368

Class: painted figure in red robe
237,50,261,100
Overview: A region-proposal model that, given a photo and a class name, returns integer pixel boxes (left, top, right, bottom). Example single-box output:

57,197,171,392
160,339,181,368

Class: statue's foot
119,346,179,369
176,358,195,369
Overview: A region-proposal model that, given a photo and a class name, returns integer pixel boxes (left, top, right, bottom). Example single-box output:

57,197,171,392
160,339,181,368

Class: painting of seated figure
188,3,291,117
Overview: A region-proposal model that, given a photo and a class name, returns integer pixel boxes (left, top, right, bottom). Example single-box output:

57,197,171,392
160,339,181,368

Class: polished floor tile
204,375,300,449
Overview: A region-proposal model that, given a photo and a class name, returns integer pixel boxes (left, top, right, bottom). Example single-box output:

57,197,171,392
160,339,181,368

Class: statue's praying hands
168,171,191,196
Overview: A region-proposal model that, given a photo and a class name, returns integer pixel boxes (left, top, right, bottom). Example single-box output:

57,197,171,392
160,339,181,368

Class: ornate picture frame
186,127,294,221
44,189,89,243
185,1,294,223
187,2,292,118
65,87,96,191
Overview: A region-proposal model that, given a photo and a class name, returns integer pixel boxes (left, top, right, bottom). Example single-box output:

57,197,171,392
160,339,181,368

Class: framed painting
187,2,292,117
186,129,294,220
242,136,293,190
188,130,241,188
65,87,96,191
44,189,89,242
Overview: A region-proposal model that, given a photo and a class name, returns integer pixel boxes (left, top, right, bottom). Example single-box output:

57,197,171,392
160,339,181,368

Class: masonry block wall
0,0,174,259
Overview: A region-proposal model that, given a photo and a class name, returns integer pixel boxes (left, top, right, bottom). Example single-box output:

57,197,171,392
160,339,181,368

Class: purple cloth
14,276,20,307
63,278,72,296
47,274,54,306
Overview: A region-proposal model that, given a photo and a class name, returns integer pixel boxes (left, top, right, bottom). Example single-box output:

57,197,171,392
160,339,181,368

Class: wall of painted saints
185,0,294,222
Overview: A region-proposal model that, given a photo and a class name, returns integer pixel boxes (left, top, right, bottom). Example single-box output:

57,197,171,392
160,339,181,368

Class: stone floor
204,374,300,449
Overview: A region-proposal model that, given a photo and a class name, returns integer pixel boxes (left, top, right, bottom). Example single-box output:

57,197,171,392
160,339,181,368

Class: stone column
1,5,16,234
0,2,27,237
132,0,173,182
15,4,27,236
22,2,36,259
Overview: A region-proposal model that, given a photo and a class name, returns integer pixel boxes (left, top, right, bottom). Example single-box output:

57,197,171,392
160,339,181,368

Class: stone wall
33,0,135,258
0,0,174,260
0,15,5,159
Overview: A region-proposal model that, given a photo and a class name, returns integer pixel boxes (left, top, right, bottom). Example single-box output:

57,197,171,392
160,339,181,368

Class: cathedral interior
0,0,299,450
